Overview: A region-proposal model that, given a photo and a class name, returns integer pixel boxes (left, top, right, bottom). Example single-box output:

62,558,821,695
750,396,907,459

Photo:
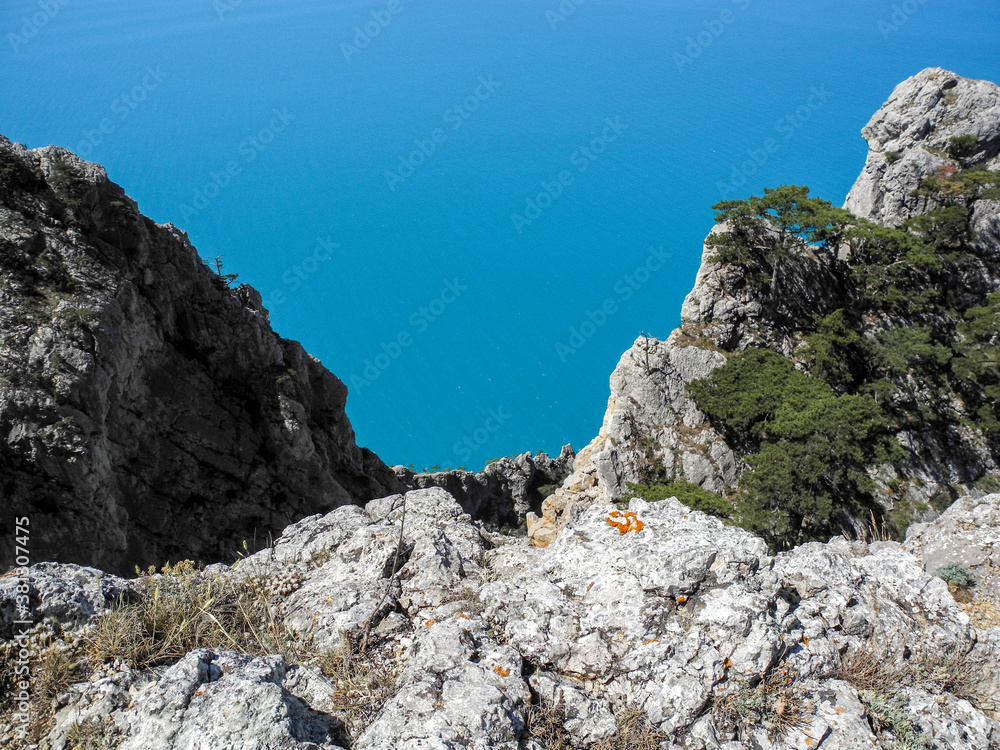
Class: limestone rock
0,562,133,639
905,492,1000,601
402,445,575,527
845,67,1000,226
8,487,1000,749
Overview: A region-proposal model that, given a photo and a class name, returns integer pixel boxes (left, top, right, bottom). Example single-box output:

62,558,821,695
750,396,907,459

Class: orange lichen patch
676,595,688,604
456,612,470,620
802,636,810,646
723,658,731,669
195,689,204,697
805,738,815,747
425,619,436,627
494,666,511,677
642,639,659,646
606,510,644,535
586,582,595,592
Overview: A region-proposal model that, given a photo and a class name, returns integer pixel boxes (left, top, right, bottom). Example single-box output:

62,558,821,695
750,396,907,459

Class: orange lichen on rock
425,619,436,627
676,595,688,604
606,510,644,535
494,666,511,677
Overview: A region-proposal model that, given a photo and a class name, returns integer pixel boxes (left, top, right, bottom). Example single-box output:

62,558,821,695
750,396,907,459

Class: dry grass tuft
83,560,308,670
0,630,85,744
596,703,669,750
525,698,574,749
526,696,668,750
318,633,401,739
835,639,996,715
713,666,812,742
64,715,124,749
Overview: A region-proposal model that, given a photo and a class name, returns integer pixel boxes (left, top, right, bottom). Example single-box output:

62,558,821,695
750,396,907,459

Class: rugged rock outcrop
845,67,1000,229
0,136,404,575
4,487,999,749
399,445,575,527
906,491,1000,603
529,67,1000,547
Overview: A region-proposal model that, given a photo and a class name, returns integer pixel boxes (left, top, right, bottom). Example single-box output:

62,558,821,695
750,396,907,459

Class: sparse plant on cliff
934,562,976,589
712,666,812,742
625,480,732,519
947,134,980,160
210,255,240,289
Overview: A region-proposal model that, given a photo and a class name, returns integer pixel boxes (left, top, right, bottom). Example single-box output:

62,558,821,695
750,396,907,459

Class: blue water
3,1,999,471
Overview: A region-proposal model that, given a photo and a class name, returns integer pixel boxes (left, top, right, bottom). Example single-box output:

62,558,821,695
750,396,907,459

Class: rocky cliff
0,136,404,575
529,67,1000,547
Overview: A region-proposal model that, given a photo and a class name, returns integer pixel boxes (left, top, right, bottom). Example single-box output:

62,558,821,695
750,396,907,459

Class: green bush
625,480,731,518
947,134,979,160
689,349,899,549
857,690,929,750
934,562,976,589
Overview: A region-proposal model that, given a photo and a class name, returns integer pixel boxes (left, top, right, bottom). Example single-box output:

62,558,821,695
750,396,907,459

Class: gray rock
0,562,133,639
402,445,576,527
14,486,1000,750
116,650,346,750
905,492,1000,601
845,68,1000,227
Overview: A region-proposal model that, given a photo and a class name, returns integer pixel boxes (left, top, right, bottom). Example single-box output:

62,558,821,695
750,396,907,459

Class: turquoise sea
3,0,999,471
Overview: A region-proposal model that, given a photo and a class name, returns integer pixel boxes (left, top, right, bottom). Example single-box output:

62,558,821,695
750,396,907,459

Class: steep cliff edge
530,68,1000,547
0,136,404,574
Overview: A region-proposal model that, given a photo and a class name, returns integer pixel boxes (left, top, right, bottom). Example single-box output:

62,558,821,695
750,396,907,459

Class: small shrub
934,562,976,589
857,690,929,750
535,483,559,501
885,151,903,164
58,306,98,328
625,480,732,519
947,134,979,160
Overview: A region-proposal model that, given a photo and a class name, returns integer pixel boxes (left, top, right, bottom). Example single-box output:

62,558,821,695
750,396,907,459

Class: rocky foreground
2,486,999,749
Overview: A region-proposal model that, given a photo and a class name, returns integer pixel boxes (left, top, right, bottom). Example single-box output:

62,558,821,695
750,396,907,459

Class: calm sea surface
3,0,999,469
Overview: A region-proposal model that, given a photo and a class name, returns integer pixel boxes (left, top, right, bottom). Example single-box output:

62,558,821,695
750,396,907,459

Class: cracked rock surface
5,487,999,749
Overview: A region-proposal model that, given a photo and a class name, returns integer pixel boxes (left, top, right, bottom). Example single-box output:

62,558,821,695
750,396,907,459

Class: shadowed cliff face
0,135,403,575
